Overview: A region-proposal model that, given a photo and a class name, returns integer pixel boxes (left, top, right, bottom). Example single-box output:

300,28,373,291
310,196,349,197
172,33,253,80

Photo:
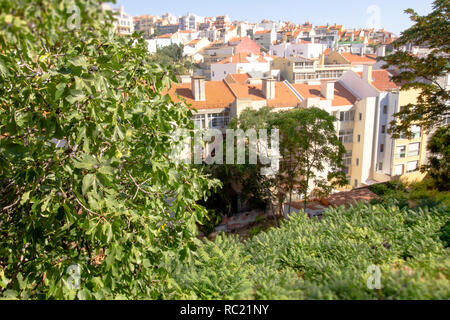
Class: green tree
0,0,218,299
381,0,450,137
272,108,347,213
422,125,450,190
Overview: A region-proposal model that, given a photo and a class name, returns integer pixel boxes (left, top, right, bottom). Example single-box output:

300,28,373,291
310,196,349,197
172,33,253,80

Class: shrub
162,202,450,300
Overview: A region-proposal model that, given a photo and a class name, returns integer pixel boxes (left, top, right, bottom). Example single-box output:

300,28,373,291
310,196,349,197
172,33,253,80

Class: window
395,145,406,158
356,158,359,166
406,161,419,173
357,135,361,142
411,125,421,139
342,151,352,174
383,105,388,114
381,125,386,134
394,164,404,176
207,112,230,129
380,144,384,153
354,179,358,187
359,113,362,121
408,143,420,157
193,114,206,129
378,162,383,171
339,110,355,122
338,129,353,143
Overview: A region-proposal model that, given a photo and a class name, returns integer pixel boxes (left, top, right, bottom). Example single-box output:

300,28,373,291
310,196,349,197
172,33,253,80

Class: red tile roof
340,52,377,65
225,81,301,108
292,82,357,106
357,70,398,92
255,30,272,34
165,81,235,110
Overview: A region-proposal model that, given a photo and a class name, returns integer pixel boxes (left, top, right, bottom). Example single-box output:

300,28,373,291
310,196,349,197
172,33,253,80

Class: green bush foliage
162,202,450,300
0,0,218,299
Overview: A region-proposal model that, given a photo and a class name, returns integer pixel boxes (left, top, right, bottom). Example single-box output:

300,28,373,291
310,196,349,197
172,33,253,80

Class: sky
114,0,434,35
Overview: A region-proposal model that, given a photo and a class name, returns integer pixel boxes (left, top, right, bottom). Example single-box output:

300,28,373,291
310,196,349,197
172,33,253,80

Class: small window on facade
380,144,384,153
359,113,362,121
357,135,361,142
383,105,388,114
378,162,383,170
354,179,358,187
381,125,386,134
356,158,359,166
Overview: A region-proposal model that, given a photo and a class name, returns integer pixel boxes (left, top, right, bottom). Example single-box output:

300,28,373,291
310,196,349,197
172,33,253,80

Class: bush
161,202,450,300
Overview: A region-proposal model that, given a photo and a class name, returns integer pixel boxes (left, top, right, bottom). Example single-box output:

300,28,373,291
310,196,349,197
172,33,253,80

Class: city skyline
114,0,434,35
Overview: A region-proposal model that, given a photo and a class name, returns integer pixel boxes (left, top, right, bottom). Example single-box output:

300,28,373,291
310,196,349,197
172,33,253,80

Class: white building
179,13,205,31
270,42,326,59
210,52,275,81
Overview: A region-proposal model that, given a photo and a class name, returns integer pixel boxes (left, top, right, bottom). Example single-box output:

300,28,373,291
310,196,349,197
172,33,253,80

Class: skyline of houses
102,4,449,194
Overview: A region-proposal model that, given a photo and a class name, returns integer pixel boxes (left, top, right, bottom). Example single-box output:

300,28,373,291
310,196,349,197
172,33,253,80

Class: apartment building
253,29,277,50
215,15,231,30
154,23,179,35
326,51,377,72
270,41,326,59
338,66,430,186
183,38,211,59
165,75,302,132
198,37,261,79
271,56,351,83
211,52,275,81
134,15,158,39
101,4,134,36
179,13,205,31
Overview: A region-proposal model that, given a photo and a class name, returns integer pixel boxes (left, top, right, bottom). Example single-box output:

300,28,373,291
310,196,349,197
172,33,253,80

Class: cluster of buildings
103,5,449,192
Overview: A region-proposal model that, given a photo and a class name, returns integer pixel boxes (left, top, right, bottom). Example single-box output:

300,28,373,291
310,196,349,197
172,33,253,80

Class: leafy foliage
0,0,218,299
422,125,450,190
163,202,450,300
149,43,194,76
381,0,450,137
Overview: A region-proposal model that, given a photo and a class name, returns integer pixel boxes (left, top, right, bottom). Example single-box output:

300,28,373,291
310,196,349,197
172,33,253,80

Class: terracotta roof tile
225,81,301,108
340,52,377,65
165,81,235,110
357,70,398,91
292,82,357,106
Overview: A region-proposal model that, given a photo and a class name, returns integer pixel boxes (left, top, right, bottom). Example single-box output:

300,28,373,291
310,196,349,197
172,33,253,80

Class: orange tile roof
292,82,357,106
165,81,235,110
225,73,251,85
357,70,398,92
340,52,377,65
156,33,173,39
255,30,272,34
226,81,301,108
187,39,202,45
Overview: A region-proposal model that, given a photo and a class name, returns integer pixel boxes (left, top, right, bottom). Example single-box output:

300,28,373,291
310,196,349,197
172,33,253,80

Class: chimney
320,81,335,100
262,77,276,100
376,45,386,57
319,54,325,67
191,75,206,101
360,44,366,57
363,64,373,84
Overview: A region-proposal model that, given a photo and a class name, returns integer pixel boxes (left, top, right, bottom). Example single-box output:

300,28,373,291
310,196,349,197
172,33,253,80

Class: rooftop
357,70,398,92
292,82,357,106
